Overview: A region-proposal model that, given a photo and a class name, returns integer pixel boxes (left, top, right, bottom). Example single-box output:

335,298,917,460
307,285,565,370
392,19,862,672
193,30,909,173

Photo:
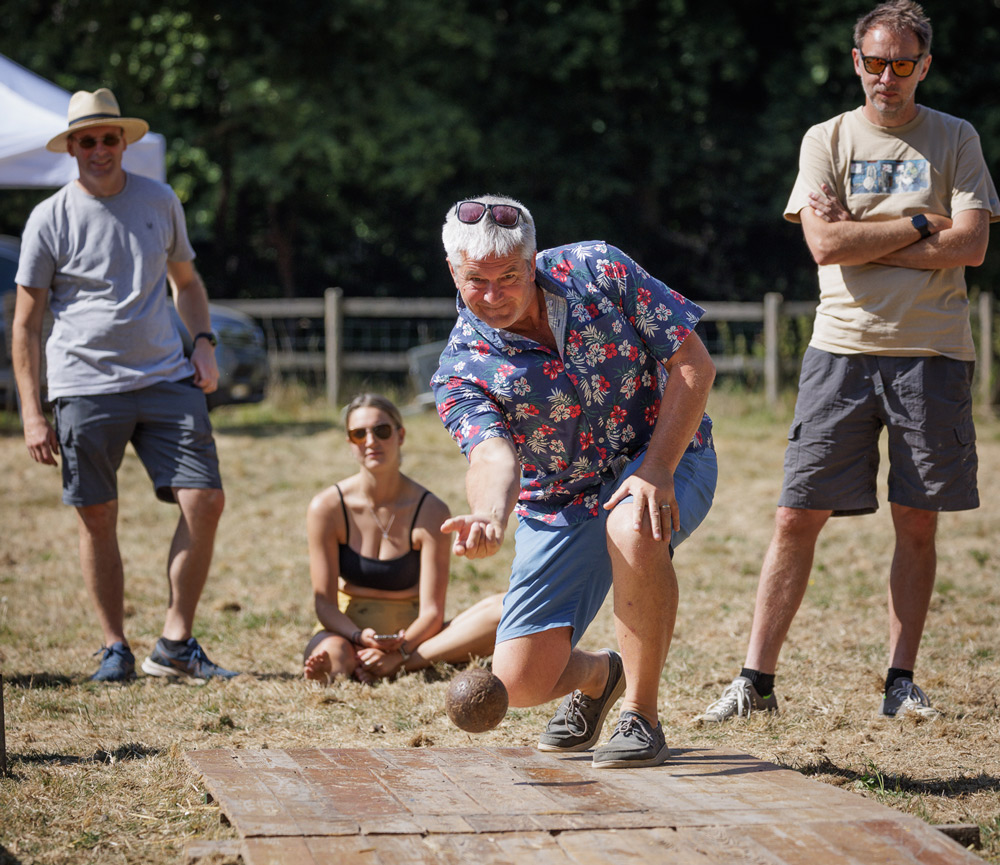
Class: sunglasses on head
455,200,523,228
860,53,922,77
73,133,123,149
347,423,395,443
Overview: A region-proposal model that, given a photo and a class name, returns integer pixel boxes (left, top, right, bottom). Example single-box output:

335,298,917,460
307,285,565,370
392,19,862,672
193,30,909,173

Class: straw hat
46,88,149,153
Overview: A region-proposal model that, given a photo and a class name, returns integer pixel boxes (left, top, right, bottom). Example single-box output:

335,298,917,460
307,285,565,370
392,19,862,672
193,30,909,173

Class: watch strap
194,331,217,347
910,214,932,240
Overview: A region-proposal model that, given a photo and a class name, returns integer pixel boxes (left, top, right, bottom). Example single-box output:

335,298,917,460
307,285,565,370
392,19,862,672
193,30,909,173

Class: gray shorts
53,378,222,507
779,348,977,515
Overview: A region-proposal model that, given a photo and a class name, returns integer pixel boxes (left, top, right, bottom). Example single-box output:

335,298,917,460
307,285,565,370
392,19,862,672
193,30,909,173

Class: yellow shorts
315,591,419,637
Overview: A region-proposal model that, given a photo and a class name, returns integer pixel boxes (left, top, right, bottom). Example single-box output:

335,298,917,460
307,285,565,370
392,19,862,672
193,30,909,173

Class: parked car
0,234,268,410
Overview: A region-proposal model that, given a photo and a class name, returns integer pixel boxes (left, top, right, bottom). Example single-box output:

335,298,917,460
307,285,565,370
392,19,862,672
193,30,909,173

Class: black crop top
336,485,429,591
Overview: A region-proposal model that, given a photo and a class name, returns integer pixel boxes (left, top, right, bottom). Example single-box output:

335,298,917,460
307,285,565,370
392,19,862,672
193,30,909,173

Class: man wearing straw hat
12,88,237,683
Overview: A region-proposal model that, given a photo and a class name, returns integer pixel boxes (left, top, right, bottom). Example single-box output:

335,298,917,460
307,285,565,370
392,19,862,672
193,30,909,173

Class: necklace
369,506,395,540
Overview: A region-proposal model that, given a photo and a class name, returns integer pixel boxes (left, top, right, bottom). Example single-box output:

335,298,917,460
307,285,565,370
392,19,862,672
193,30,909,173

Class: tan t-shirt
784,107,1000,360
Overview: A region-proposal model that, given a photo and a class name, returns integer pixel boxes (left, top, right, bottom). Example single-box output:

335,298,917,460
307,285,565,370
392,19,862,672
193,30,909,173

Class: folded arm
801,183,988,269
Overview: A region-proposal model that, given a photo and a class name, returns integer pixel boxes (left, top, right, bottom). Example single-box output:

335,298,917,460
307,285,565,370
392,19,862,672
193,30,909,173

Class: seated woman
304,393,503,684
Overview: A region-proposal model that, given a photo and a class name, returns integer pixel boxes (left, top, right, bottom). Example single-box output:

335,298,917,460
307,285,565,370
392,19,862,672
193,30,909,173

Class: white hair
442,194,536,263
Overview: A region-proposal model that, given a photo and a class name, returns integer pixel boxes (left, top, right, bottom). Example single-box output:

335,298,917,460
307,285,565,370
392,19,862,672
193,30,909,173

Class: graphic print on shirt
849,159,930,195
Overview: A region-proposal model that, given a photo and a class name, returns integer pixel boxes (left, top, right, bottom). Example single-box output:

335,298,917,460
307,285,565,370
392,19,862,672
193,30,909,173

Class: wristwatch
910,214,932,239
194,331,218,348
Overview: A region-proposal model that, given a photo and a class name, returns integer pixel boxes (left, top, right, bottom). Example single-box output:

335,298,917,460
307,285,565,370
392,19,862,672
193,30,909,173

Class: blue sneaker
141,637,238,683
91,642,136,682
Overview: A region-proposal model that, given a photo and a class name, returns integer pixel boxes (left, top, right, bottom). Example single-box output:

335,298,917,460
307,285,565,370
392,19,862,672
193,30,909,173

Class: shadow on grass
796,755,1000,798
5,673,75,689
248,671,301,682
10,742,161,768
0,843,24,865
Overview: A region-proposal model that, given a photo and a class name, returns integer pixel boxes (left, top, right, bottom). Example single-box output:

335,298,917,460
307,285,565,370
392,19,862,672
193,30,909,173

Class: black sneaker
537,649,625,752
91,642,136,682
592,710,670,768
141,637,238,683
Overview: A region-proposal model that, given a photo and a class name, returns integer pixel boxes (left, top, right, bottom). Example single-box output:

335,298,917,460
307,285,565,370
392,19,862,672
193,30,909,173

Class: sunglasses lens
490,205,520,227
348,424,394,442
457,202,486,224
891,59,916,76
75,134,121,149
863,57,887,74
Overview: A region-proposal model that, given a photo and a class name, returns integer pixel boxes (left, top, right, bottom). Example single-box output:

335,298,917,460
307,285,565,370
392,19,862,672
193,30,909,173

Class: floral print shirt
432,241,713,526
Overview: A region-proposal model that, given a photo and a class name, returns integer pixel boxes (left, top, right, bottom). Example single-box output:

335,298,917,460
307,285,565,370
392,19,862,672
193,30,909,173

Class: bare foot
304,650,333,684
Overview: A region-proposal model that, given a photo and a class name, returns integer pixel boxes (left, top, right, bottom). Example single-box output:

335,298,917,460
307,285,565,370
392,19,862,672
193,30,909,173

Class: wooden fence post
325,287,343,408
763,292,782,405
979,292,994,409
1,673,6,777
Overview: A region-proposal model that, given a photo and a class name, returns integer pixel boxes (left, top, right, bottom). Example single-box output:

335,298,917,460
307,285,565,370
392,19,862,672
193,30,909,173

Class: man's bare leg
605,503,677,724
76,500,126,647
161,487,225,641
744,506,831,673
887,504,937,671
491,626,609,708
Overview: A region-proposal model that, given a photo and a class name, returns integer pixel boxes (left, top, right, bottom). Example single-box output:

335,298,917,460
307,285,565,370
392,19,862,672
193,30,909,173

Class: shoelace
563,691,592,736
93,645,127,660
612,715,650,742
888,679,929,707
706,680,754,717
188,643,209,671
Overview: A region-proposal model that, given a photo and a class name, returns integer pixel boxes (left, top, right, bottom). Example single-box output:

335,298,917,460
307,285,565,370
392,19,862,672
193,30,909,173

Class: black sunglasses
73,133,123,150
860,53,922,78
347,423,395,443
455,200,523,228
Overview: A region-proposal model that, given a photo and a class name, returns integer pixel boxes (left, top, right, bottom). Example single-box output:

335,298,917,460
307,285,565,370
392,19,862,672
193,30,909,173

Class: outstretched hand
441,514,505,559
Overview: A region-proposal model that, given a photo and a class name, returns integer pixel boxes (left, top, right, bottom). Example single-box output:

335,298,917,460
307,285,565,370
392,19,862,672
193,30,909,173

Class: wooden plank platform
184,747,981,864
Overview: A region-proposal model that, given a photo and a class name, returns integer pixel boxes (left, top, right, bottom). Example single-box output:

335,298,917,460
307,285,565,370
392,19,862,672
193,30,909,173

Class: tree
2,0,997,303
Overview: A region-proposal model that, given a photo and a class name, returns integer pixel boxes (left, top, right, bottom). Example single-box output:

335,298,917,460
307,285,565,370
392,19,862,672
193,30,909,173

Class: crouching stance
433,196,717,767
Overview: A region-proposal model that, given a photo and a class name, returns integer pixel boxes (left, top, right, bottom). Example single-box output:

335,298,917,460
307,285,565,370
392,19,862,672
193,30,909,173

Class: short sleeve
784,126,835,224
432,348,513,459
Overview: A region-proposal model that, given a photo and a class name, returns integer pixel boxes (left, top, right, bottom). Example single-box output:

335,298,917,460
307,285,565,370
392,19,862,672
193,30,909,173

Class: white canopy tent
0,53,165,188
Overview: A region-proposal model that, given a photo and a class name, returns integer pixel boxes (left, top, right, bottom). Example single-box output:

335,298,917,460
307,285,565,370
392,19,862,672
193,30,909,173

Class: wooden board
184,747,981,864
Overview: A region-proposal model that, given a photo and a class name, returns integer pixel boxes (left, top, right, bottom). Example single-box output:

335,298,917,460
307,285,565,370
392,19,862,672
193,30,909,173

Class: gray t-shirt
16,173,197,397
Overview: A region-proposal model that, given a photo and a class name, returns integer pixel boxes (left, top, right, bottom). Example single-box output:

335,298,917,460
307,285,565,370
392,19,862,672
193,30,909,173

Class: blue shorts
53,378,222,507
779,348,978,515
496,445,717,648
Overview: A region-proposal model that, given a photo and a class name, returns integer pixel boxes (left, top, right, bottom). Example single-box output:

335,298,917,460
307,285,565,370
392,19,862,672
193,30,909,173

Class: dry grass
1,386,998,864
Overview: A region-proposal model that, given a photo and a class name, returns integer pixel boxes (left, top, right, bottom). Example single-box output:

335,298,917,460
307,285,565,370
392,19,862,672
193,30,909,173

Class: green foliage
2,0,998,302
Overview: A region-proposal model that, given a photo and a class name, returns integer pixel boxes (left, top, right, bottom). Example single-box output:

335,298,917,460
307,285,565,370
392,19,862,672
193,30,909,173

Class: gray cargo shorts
53,378,222,507
779,348,977,515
